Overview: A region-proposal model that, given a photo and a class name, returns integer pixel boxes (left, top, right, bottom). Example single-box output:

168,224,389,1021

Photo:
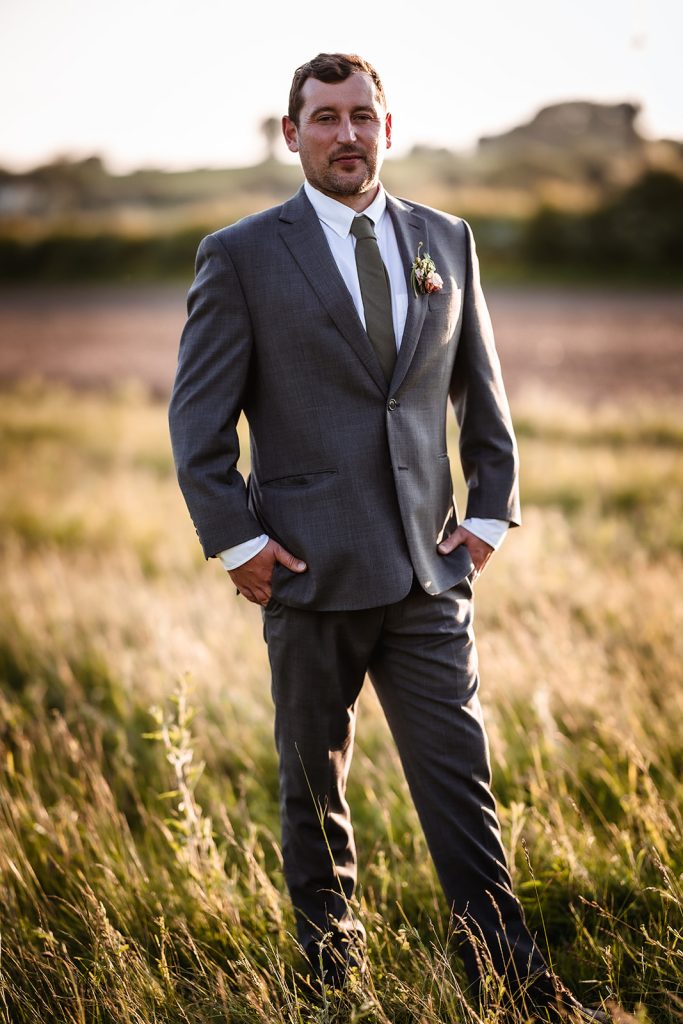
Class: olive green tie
350,215,396,383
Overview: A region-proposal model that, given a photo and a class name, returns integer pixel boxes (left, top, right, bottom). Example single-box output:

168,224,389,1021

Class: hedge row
1,173,681,283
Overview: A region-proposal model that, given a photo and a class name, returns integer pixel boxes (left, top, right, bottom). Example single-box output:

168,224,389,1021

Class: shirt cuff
218,534,269,570
461,518,509,551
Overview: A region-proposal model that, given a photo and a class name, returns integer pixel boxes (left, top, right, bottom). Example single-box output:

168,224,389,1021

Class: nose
336,116,357,143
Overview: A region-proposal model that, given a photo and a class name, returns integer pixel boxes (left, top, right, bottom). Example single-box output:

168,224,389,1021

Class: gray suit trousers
262,576,547,990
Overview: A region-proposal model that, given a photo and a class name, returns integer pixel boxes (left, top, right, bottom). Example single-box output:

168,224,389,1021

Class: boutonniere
410,242,443,297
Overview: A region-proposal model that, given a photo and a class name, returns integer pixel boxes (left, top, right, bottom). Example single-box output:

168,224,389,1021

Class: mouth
332,153,365,166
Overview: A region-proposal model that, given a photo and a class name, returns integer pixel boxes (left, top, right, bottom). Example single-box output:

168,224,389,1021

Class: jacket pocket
260,469,337,488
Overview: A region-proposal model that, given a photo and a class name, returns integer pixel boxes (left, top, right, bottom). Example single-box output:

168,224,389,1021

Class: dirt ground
0,284,681,403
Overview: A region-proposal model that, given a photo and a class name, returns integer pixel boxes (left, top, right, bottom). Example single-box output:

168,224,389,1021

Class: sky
1,0,681,173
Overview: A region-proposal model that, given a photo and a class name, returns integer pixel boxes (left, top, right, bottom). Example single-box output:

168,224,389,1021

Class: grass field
1,382,682,1023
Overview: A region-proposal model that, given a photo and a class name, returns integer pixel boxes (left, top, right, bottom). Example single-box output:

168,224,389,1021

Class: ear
282,115,299,153
385,111,392,151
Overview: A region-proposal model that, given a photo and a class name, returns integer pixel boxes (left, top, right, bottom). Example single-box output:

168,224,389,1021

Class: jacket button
387,398,399,411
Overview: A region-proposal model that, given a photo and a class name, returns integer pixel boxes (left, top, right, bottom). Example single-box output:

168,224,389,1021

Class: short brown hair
288,53,386,124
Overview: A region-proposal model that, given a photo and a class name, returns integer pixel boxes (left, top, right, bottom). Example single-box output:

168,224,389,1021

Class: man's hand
437,526,494,582
228,539,307,605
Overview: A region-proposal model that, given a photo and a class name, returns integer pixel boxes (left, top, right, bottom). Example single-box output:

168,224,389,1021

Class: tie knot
350,215,376,241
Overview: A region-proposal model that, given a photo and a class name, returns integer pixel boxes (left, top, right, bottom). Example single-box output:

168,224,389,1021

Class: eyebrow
307,105,378,117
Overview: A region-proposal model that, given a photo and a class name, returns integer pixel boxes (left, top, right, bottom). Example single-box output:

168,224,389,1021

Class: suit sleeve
449,220,521,527
168,233,263,558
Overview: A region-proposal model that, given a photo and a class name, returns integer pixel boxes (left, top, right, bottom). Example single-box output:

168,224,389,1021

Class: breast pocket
428,279,462,341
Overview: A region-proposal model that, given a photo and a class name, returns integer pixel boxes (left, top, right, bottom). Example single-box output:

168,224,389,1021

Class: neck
315,183,381,212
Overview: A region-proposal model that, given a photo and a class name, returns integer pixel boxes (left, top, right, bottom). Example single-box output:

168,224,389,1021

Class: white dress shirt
219,182,508,571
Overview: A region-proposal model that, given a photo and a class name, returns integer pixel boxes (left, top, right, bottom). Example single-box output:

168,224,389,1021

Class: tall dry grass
0,381,681,1022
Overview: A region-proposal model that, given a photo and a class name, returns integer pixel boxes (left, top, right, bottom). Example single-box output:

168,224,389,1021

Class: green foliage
524,172,683,277
1,386,682,1021
0,228,211,283
2,163,682,284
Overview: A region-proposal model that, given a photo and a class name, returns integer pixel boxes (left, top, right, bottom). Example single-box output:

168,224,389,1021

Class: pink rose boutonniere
410,242,443,297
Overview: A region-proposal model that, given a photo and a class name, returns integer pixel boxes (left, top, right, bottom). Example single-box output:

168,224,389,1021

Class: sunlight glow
1,0,680,171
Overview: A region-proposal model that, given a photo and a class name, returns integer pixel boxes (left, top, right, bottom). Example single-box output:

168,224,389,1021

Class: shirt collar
304,180,387,239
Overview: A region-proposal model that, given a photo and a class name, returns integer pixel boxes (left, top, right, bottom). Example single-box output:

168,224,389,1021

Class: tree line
1,171,681,284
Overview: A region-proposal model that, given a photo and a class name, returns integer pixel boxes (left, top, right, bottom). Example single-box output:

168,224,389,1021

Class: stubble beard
312,152,379,199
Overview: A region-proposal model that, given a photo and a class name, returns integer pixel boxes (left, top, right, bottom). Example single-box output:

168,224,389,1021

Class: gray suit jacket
169,185,520,611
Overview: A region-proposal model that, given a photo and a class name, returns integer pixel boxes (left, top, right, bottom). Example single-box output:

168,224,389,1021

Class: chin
327,173,374,196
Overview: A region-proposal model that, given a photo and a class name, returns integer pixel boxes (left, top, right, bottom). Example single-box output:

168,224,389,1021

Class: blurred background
1,3,682,1021
1,0,681,397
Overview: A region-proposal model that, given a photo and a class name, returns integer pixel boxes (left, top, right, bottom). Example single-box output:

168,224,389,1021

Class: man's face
282,72,392,206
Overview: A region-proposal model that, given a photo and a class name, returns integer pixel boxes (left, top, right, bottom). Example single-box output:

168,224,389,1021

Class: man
169,53,608,1022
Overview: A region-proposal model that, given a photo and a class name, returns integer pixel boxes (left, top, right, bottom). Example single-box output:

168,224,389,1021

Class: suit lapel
385,194,429,394
278,187,388,396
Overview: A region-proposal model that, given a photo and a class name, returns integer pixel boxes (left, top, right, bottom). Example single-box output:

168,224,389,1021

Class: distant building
0,181,44,216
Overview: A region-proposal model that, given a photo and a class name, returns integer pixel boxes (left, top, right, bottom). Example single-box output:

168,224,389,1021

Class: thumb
437,526,466,555
272,542,307,573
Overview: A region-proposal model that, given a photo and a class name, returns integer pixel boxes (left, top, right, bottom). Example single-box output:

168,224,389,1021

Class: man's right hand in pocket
228,539,307,606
